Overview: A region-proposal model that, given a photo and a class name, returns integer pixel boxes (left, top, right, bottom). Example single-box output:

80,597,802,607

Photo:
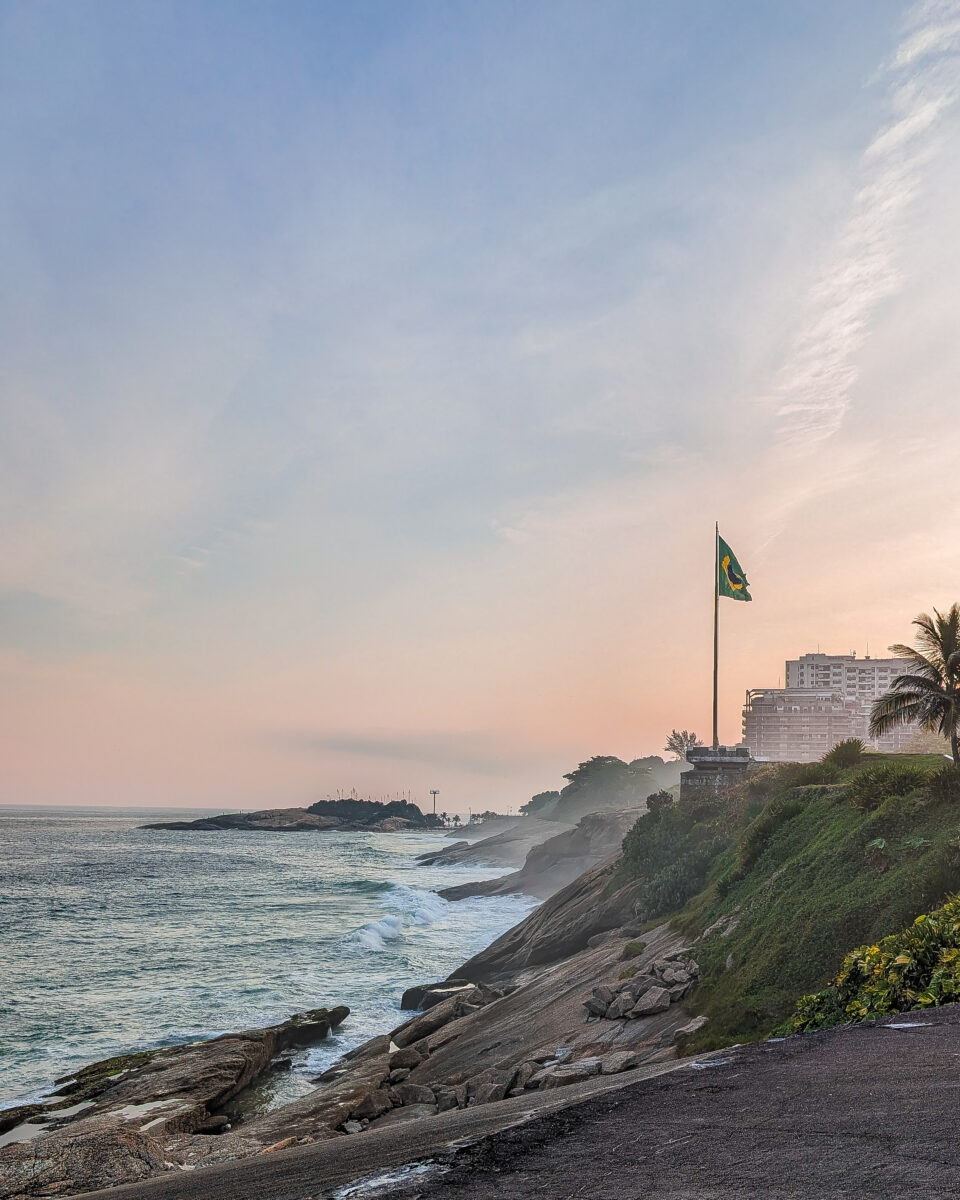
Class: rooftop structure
682,744,754,793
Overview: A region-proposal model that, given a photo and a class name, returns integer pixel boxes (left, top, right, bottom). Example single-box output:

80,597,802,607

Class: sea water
0,806,536,1109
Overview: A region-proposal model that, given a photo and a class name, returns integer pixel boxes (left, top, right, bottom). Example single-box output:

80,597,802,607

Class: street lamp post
430,789,440,816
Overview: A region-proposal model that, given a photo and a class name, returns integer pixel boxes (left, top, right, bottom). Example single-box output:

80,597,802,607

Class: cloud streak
774,0,960,449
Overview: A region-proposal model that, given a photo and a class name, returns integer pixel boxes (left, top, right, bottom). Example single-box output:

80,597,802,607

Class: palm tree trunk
953,728,960,768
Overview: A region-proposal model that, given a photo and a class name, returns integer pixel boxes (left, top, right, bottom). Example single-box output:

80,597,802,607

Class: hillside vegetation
610,748,960,1051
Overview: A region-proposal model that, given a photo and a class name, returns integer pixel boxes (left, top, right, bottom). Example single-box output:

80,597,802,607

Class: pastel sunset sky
3,0,960,811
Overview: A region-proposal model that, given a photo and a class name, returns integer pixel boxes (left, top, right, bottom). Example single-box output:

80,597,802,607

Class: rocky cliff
438,809,640,902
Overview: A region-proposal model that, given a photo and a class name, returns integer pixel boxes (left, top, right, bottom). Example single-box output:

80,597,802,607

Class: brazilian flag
718,534,751,601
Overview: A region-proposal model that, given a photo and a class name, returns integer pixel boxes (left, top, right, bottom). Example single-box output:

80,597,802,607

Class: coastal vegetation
521,754,680,823
781,896,960,1033
609,749,960,1050
664,729,704,759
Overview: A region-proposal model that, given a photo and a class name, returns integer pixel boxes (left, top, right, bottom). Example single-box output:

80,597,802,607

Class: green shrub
780,895,960,1033
618,965,640,980
618,939,646,961
735,795,805,877
928,764,960,804
845,763,930,811
823,738,865,768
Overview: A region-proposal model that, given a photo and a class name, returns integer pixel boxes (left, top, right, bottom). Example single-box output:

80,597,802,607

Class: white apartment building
743,652,914,762
786,653,904,698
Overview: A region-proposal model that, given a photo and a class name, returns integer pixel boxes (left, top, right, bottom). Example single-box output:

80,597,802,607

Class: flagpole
713,521,719,749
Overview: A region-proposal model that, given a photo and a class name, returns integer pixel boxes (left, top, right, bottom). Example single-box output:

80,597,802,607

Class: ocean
0,806,536,1110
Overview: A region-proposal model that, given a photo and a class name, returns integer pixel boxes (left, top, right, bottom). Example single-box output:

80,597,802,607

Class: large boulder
630,986,672,1017
0,1125,169,1199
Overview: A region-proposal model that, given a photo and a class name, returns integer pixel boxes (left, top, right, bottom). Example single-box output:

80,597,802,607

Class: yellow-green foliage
618,965,641,980
782,896,960,1033
618,939,646,962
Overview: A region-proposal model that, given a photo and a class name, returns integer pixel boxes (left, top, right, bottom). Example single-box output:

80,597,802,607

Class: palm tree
869,605,960,766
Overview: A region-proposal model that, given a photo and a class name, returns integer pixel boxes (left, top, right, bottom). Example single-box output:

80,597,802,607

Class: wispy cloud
277,729,554,776
774,0,960,448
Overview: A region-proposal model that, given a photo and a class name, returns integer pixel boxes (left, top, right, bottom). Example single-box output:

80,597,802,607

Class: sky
3,0,960,811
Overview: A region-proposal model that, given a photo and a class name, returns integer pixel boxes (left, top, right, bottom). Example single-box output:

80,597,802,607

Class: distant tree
664,729,704,760
520,790,560,817
869,606,960,766
553,756,652,821
645,790,676,820
451,814,462,827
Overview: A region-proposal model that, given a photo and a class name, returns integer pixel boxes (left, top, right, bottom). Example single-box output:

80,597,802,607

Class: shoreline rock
0,1007,348,1198
142,799,443,833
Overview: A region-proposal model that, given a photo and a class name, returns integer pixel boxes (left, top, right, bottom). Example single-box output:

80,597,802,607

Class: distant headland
141,797,444,832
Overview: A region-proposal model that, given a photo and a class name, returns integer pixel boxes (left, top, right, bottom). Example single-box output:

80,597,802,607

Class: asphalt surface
83,1005,960,1200
401,1006,960,1200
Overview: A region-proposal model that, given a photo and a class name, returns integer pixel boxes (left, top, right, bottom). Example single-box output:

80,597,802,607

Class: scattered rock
629,986,672,1017
600,1051,644,1074
466,1070,514,1106
389,1046,423,1070
342,1120,363,1134
400,980,474,1012
387,1068,411,1084
193,1114,230,1134
391,988,483,1049
393,1083,436,1107
539,1065,597,1089
673,1016,709,1043
605,992,637,1020
350,1090,393,1121
370,1103,438,1127
261,1136,297,1153
514,1062,539,1089
433,1089,461,1113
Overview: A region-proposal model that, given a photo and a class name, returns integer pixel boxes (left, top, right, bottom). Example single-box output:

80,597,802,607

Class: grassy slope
636,754,960,1052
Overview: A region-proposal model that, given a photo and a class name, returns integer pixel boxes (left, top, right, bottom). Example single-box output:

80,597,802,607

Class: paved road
84,1006,960,1200
404,1006,960,1200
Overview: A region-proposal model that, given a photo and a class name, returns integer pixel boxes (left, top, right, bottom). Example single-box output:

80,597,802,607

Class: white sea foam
352,884,450,950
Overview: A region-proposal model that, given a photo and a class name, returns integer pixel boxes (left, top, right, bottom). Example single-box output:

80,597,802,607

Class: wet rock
194,1114,230,1134
390,988,482,1049
400,980,473,1011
